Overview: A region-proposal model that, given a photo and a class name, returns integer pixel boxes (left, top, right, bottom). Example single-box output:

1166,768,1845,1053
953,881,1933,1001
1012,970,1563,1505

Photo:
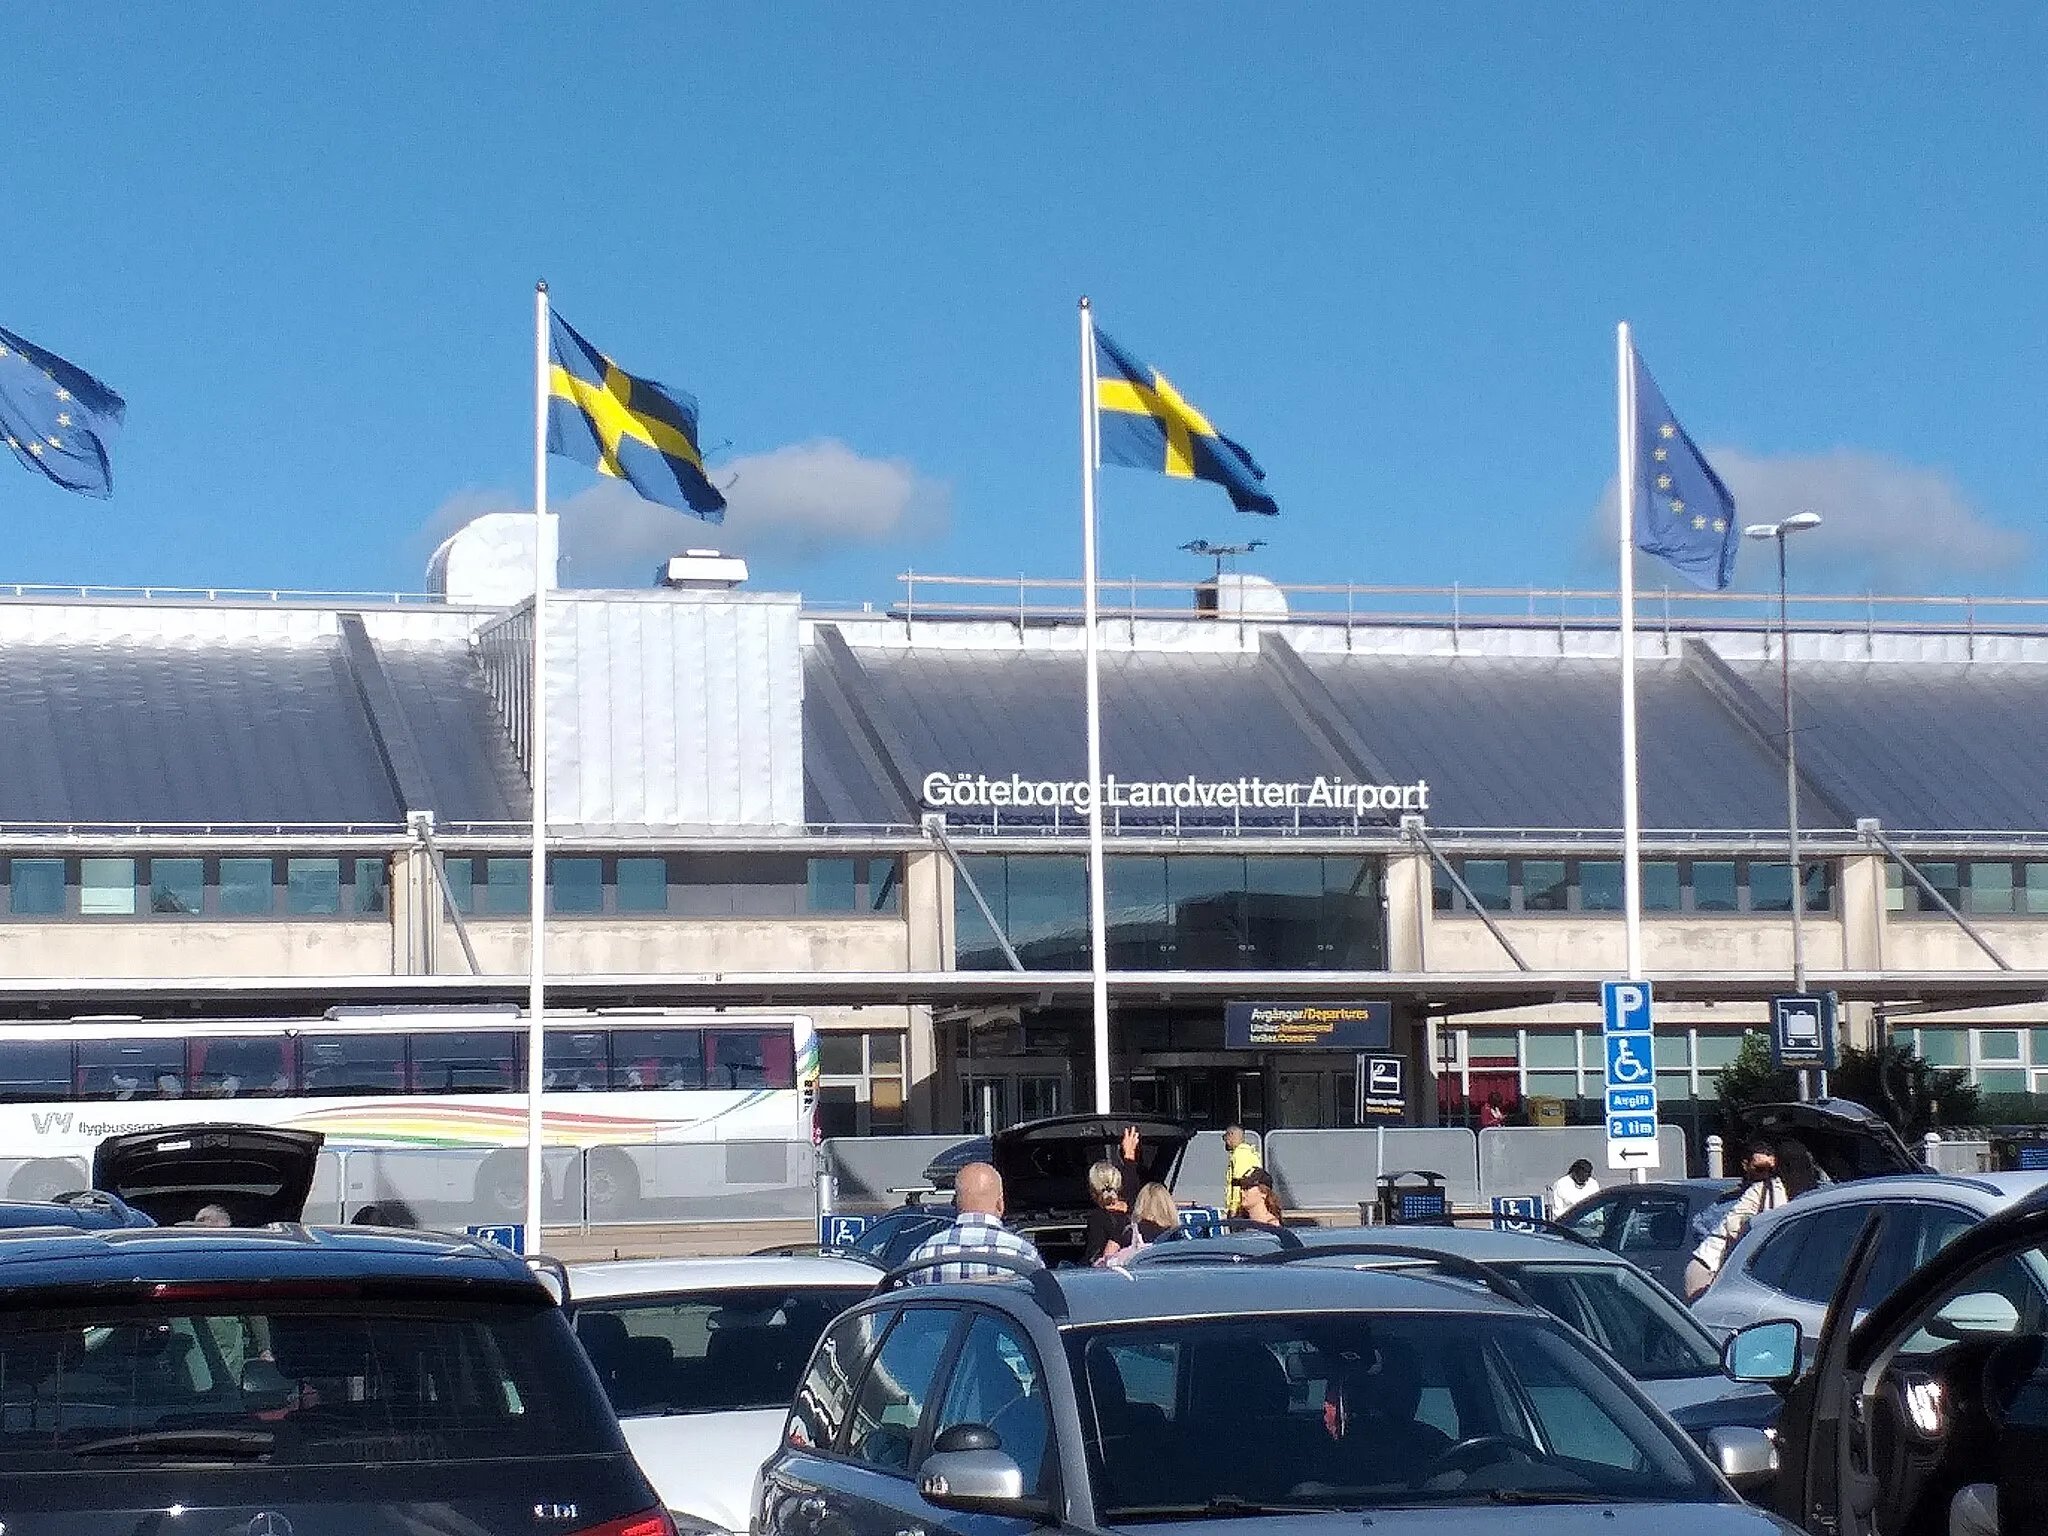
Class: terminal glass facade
1433,856,1834,915
954,854,1386,971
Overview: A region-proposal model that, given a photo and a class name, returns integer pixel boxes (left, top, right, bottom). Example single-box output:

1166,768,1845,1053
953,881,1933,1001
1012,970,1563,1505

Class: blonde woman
1132,1182,1180,1242
1083,1159,1129,1264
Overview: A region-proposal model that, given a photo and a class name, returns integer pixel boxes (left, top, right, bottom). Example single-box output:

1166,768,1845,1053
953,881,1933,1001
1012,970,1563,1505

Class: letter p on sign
1601,980,1653,1035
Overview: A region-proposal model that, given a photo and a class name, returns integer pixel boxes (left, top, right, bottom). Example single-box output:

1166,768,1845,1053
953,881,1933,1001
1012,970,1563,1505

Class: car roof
0,1222,545,1296
0,1197,151,1232
1757,1172,2048,1212
890,1256,1536,1328
566,1253,880,1301
1285,1224,1636,1264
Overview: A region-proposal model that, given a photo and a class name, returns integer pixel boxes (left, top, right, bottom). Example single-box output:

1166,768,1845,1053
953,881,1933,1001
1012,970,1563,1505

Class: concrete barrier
1478,1126,1690,1211
1263,1128,1481,1212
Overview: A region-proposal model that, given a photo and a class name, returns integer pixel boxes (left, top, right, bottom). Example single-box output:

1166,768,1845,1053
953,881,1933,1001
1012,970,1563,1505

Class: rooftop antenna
1181,539,1266,582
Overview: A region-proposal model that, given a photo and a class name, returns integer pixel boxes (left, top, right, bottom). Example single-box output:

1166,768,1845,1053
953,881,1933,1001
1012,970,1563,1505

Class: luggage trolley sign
1601,980,1661,1173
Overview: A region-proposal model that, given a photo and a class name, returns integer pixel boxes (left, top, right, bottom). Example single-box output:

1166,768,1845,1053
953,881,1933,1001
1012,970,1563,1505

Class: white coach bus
0,1007,819,1220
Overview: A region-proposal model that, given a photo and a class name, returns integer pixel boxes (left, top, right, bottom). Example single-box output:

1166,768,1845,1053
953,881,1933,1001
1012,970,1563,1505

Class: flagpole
1079,298,1112,1116
524,281,551,1248
1616,322,1644,985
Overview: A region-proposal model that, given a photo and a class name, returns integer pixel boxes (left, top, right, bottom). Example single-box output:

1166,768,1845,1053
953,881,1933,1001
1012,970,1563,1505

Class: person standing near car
902,1162,1042,1283
1083,1160,1131,1264
1236,1167,1284,1228
1223,1125,1261,1217
1684,1144,1786,1300
1550,1159,1600,1215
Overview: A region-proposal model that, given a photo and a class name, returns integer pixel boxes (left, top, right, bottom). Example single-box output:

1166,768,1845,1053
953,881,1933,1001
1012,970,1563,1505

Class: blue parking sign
466,1224,524,1254
1601,980,1653,1034
1604,1033,1655,1089
820,1214,870,1249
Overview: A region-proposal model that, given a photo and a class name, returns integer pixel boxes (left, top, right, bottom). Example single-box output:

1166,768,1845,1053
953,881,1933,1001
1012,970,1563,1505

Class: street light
1745,512,1823,1091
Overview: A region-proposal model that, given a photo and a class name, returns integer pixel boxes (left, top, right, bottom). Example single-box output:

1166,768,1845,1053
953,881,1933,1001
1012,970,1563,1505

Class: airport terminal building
4,528,2048,1145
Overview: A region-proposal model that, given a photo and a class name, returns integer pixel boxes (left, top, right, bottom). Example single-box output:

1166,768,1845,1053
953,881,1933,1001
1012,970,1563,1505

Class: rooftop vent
659,549,749,590
1194,571,1289,619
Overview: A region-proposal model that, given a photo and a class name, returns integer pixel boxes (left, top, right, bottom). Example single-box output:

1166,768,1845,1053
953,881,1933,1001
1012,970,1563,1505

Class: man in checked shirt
902,1162,1044,1284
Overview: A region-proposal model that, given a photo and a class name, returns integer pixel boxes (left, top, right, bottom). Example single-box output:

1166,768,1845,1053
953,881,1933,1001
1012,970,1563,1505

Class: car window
790,1306,894,1452
1772,1207,1874,1305
1069,1311,1716,1517
1614,1194,1693,1255
1746,1214,1807,1292
0,1298,611,1473
1896,1249,2048,1361
573,1285,870,1418
1860,1206,1979,1314
846,1306,959,1474
1558,1194,1623,1246
1505,1263,1719,1381
932,1314,1051,1490
1507,1325,1649,1472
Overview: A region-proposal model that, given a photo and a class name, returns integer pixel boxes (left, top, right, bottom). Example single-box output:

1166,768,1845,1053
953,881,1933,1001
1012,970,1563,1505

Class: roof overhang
0,969,2042,1020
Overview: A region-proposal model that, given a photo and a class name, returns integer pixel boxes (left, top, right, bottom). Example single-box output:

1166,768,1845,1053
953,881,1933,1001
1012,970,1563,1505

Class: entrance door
1124,1066,1267,1130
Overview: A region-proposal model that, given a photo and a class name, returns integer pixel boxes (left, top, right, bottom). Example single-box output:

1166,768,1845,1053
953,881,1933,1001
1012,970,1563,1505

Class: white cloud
415,439,950,589
1592,447,2026,590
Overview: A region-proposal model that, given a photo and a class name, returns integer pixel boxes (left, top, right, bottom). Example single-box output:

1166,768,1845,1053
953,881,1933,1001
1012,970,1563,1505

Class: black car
1723,1183,2048,1534
846,1114,1195,1268
0,1221,672,1534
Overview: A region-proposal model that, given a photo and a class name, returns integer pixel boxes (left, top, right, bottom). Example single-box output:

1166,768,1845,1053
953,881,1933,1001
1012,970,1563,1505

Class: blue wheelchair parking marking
1492,1195,1543,1234
1604,1034,1654,1087
466,1223,524,1254
820,1214,870,1248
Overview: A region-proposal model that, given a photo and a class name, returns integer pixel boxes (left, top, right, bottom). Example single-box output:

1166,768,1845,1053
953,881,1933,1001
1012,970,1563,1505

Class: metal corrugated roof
0,635,525,828
805,638,2042,834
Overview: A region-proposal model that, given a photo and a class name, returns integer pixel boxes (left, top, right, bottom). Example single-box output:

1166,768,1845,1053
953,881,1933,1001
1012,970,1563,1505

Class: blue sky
5,6,2044,606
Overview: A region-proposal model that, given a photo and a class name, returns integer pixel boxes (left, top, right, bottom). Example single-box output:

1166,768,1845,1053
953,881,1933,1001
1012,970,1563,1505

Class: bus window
610,1029,703,1091
190,1036,294,1099
302,1033,406,1096
412,1031,519,1094
76,1039,185,1102
543,1032,609,1093
706,1030,794,1091
0,1040,71,1103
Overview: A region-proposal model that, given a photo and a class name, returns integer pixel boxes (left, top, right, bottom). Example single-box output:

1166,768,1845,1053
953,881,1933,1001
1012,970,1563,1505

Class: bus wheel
586,1150,641,1221
476,1152,526,1218
10,1159,81,1203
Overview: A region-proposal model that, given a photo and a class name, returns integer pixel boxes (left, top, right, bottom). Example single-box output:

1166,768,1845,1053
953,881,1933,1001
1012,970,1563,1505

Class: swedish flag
1093,327,1277,516
548,312,726,521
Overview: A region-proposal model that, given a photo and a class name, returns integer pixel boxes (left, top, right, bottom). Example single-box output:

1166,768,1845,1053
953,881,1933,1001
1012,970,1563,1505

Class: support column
903,847,947,1131
1839,847,1887,1051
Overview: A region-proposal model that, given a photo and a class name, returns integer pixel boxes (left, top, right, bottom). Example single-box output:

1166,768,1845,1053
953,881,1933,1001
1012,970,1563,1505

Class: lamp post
1744,511,1823,1096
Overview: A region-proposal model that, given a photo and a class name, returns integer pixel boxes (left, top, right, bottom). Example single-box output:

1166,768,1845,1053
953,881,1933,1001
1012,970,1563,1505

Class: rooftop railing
881,571,2048,640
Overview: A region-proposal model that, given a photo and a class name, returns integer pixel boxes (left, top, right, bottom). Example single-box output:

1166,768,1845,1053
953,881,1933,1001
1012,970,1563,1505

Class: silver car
1690,1171,2048,1341
755,1249,1798,1534
1133,1222,1784,1447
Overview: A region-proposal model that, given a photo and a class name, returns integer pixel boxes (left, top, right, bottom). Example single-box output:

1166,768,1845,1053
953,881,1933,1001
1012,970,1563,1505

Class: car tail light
571,1510,678,1536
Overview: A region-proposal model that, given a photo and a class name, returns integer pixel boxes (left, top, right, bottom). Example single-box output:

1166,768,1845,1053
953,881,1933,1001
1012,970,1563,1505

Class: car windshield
1499,1262,1721,1380
1069,1310,1720,1517
572,1286,871,1416
0,1296,610,1473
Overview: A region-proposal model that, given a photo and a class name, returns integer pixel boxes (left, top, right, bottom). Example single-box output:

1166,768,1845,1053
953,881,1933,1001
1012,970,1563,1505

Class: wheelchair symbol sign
1605,1035,1654,1089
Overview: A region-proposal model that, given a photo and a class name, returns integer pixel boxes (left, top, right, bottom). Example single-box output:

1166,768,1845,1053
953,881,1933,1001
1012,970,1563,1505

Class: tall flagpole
1079,298,1112,1115
524,281,551,1247
1616,321,1644,984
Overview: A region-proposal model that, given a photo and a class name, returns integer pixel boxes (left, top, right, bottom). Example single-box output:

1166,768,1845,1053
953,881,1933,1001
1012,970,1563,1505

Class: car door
917,1309,1059,1536
1610,1189,1696,1296
767,1304,898,1536
1557,1190,1630,1251
1784,1211,1887,1536
827,1305,967,1536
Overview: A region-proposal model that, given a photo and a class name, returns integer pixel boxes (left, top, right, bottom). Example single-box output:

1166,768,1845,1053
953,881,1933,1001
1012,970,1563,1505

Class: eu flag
0,324,125,498
547,312,726,521
1632,347,1737,590
1094,327,1277,516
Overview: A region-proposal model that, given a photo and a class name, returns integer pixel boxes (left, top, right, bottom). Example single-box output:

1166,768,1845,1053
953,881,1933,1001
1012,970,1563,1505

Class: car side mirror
1927,1291,2021,1340
1723,1319,1801,1385
919,1426,1049,1522
1704,1426,1779,1495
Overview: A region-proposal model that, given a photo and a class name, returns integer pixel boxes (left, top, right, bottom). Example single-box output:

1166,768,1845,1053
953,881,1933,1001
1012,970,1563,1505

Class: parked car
1555,1178,1737,1297
1692,1172,2048,1343
1133,1220,1786,1453
565,1254,877,1535
759,1247,1796,1535
0,1220,671,1533
849,1113,1195,1268
1731,1099,1921,1186
90,1122,324,1226
1722,1183,2048,1534
0,1189,155,1231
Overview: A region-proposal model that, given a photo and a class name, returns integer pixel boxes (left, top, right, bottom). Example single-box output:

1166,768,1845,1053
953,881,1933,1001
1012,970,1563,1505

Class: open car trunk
1735,1099,1920,1184
987,1113,1193,1266
92,1123,323,1226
